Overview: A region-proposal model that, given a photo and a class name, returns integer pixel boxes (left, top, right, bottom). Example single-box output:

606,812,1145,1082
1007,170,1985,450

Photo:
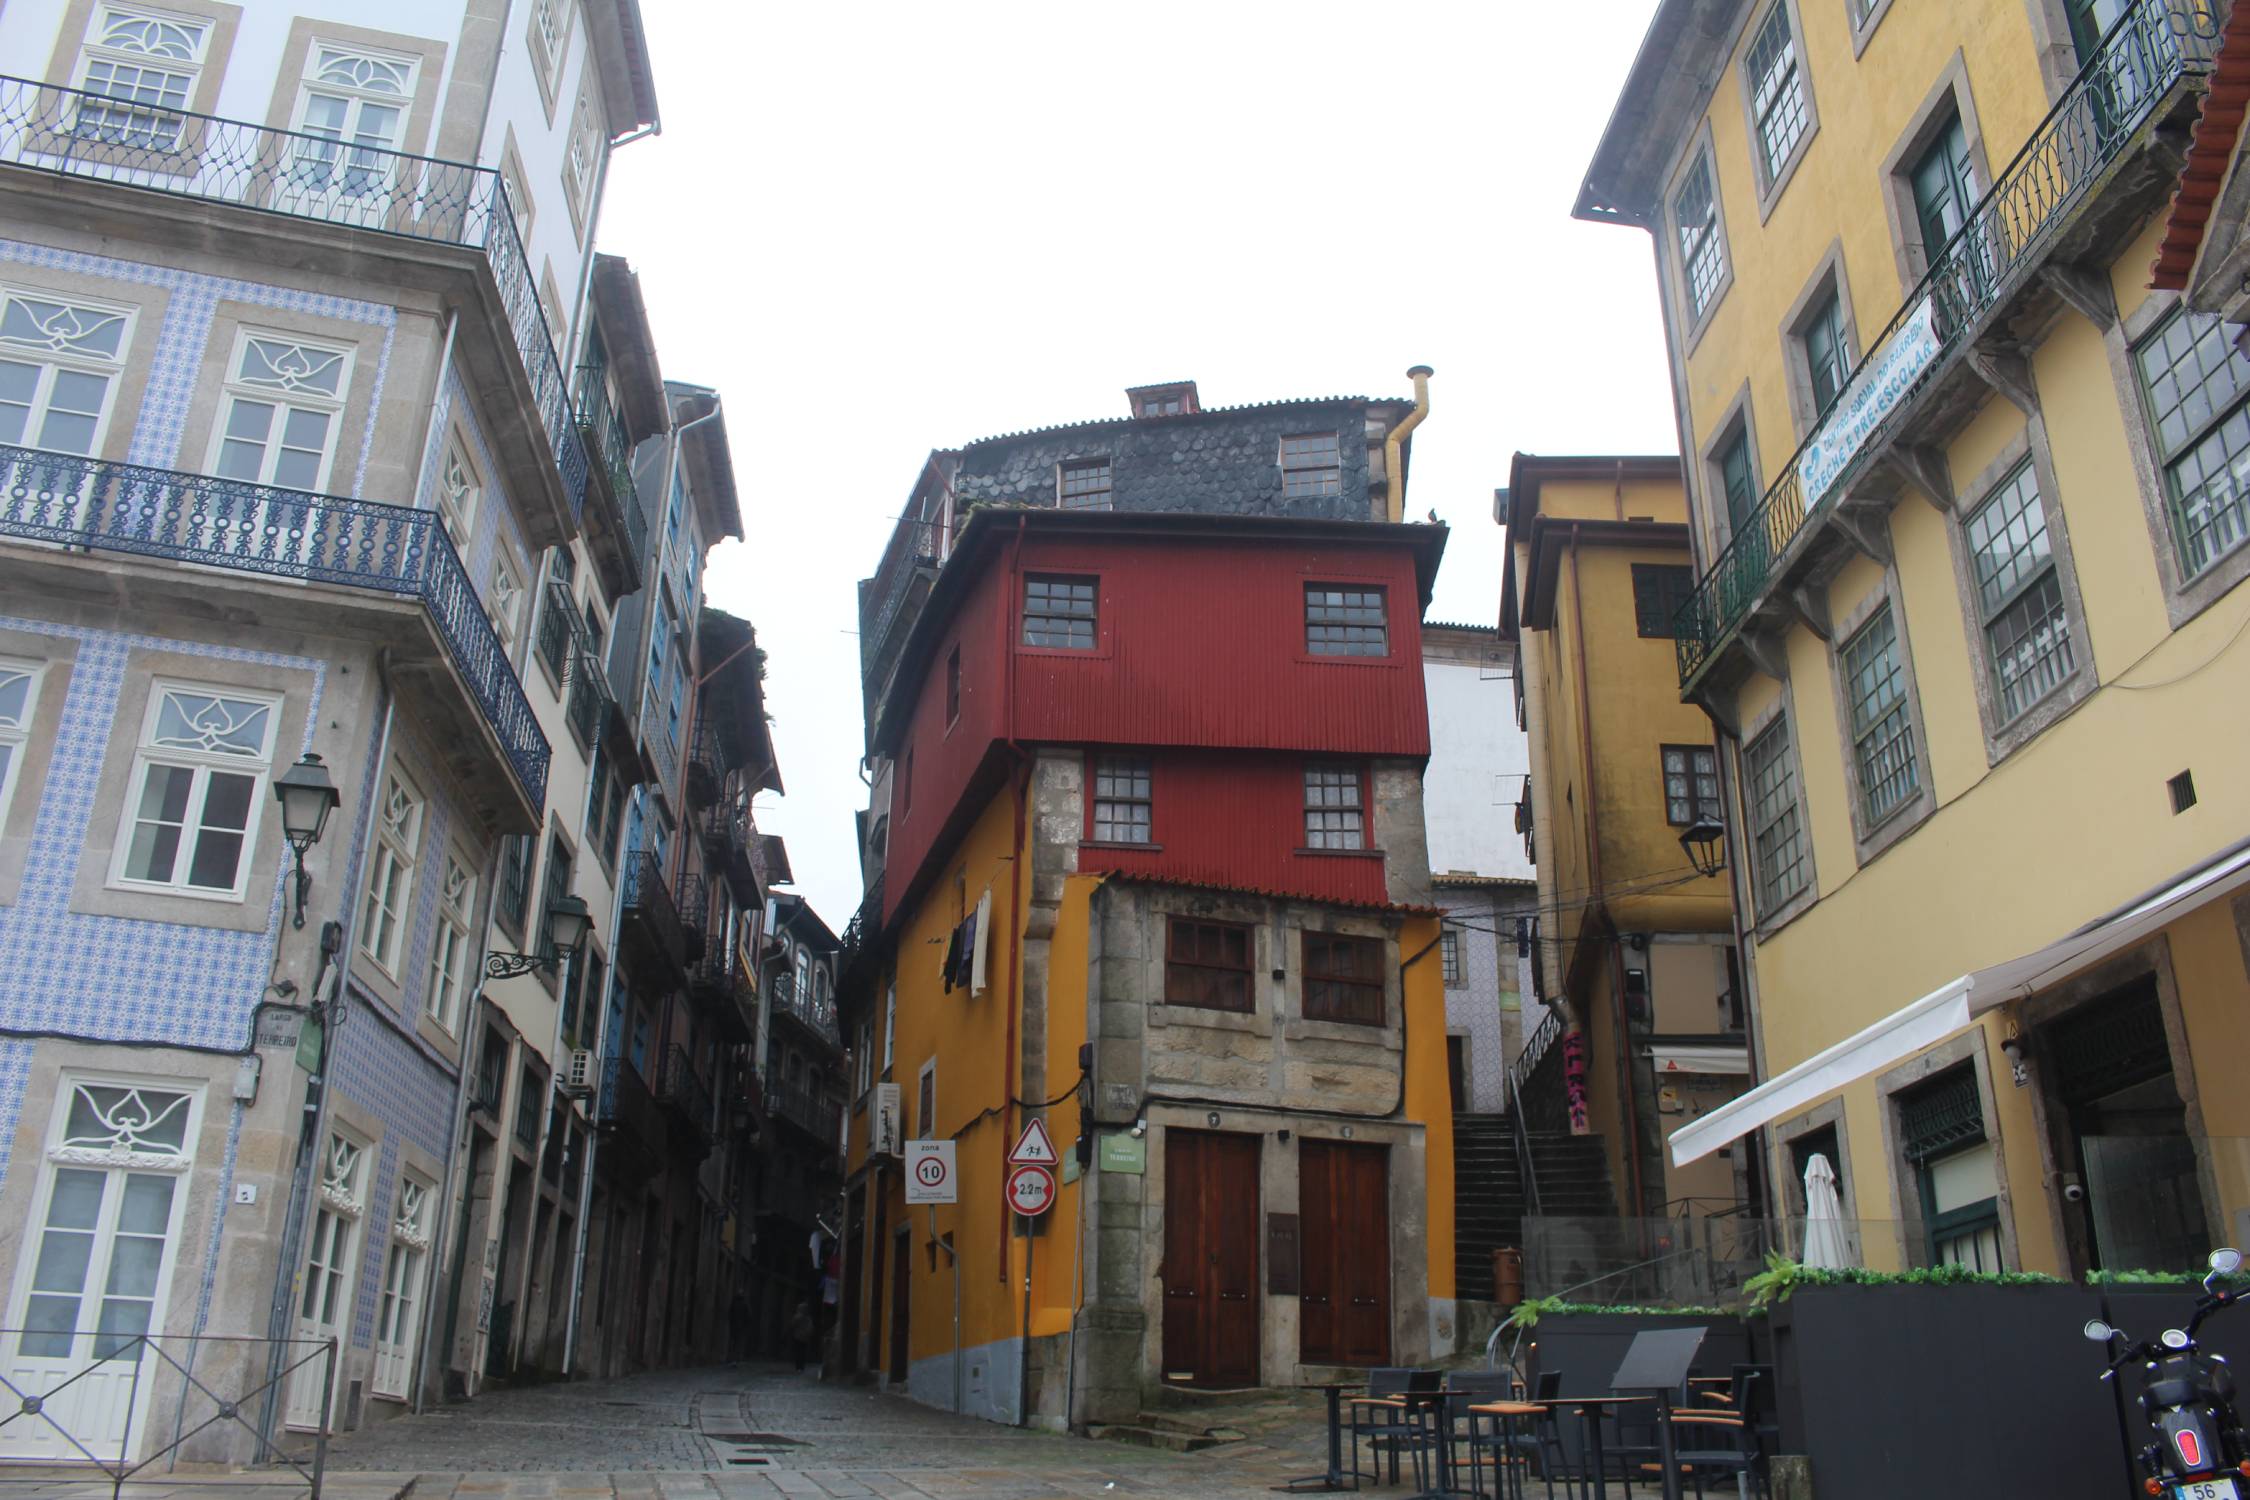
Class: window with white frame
287,46,417,207
209,333,353,492
0,660,44,832
1304,764,1366,850
1745,4,1809,183
1841,604,1921,825
358,770,423,976
371,1174,432,1399
71,6,210,151
1965,459,2074,722
425,852,474,1033
1745,717,1809,913
0,289,133,457
882,982,896,1070
1674,152,1725,319
1091,755,1152,843
113,683,280,898
564,90,600,220
2134,308,2250,577
436,436,478,550
500,153,535,243
490,551,526,656
529,0,572,94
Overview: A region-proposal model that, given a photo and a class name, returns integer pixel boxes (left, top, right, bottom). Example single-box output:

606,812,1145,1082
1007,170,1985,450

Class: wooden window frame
1304,583,1389,658
1280,432,1343,499
1660,744,1723,826
1302,762,1368,852
1302,931,1385,1027
1164,917,1255,1013
1631,564,1694,639
1088,753,1154,846
1020,573,1098,653
1057,456,1112,510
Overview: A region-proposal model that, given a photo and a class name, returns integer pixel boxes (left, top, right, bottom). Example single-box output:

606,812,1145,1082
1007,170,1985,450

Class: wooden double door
1299,1139,1391,1366
1162,1130,1260,1386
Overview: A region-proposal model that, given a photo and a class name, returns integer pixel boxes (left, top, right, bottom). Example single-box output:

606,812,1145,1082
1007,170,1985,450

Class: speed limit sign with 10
905,1139,956,1204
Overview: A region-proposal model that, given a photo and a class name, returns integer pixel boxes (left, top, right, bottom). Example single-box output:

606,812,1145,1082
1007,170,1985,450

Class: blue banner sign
1799,297,1941,513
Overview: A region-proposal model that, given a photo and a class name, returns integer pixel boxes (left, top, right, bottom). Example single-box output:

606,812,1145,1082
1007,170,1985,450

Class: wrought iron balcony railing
653,1043,715,1149
839,874,883,967
597,1052,667,1157
620,848,686,977
641,689,682,798
764,1071,840,1151
0,444,548,806
1670,0,2216,687
858,513,940,680
769,971,842,1048
0,73,587,522
573,365,645,575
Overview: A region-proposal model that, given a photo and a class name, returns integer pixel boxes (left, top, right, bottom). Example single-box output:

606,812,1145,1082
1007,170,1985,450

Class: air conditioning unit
563,1049,597,1097
873,1082,902,1156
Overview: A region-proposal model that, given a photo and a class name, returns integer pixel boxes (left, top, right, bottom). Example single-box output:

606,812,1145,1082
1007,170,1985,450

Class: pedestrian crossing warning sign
1008,1116,1058,1166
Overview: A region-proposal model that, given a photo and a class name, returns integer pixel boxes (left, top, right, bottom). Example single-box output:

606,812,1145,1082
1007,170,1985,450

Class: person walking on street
789,1300,814,1372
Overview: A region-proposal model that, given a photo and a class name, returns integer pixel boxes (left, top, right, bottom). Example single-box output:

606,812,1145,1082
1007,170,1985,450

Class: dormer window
1126,381,1199,418
1058,457,1112,510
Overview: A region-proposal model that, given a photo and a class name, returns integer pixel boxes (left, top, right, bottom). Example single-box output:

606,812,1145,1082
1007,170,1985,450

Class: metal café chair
1441,1369,1521,1496
1352,1367,1442,1485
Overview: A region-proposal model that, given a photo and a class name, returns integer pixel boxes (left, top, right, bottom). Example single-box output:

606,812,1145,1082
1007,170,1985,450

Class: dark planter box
1523,1312,1754,1477
1769,1285,2132,1499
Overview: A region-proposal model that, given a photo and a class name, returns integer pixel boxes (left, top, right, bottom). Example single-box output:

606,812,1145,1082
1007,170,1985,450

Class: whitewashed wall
1422,644,1533,882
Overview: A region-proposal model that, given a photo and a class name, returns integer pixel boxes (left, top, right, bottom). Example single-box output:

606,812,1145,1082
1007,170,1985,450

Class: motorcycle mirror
2212,1248,2243,1275
2085,1319,2116,1342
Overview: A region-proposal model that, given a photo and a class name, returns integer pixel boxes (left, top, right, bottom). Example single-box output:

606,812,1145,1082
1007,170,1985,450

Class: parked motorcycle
2086,1247,2249,1499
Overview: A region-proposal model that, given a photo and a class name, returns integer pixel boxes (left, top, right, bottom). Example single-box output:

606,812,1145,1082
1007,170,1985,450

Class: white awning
1669,840,2250,1167
1650,1043,1750,1076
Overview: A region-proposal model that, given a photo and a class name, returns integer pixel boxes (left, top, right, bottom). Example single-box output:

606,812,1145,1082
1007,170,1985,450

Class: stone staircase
1087,1384,1315,1454
1454,1116,1619,1305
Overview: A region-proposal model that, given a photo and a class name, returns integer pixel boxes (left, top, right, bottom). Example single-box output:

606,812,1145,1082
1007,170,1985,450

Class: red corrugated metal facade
881,526,1432,924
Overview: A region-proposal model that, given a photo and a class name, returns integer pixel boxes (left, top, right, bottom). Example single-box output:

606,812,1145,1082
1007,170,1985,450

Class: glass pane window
1165,918,1252,1012
1675,154,1724,317
73,7,210,150
115,684,277,897
213,336,351,492
0,292,131,456
497,834,533,933
1910,114,1977,261
1719,429,1759,535
1661,744,1722,826
1303,764,1365,850
437,439,478,547
426,854,474,1033
290,49,415,202
1965,460,2074,720
1303,932,1385,1026
1746,4,1809,180
1058,457,1112,510
491,554,526,655
1305,585,1387,656
1440,929,1463,987
0,659,43,835
1804,289,1850,416
358,772,423,973
1632,565,1694,639
1022,575,1097,650
1745,717,1809,910
1842,604,1921,824
2135,309,2250,576
1091,755,1152,844
1280,433,1342,498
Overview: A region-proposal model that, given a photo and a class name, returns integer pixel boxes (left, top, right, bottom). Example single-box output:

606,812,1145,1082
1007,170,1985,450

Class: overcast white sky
597,0,1681,929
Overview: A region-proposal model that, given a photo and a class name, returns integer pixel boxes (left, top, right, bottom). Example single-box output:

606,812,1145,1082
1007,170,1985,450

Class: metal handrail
1508,1007,1564,1104
0,73,587,520
0,443,548,806
1671,0,2216,685
858,514,941,675
654,1043,714,1139
1505,1052,1544,1220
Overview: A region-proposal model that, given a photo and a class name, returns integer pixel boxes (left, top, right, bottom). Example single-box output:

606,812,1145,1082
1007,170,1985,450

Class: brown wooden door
1300,1140,1391,1365
887,1224,911,1383
1161,1130,1260,1386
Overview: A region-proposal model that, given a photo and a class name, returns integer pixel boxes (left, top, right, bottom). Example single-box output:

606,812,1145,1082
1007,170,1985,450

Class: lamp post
485,894,594,980
271,752,340,929
1679,815,1727,879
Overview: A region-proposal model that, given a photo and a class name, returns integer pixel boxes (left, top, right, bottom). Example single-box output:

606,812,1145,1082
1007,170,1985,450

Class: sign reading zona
905,1139,957,1204
1006,1162,1057,1217
1008,1116,1059,1166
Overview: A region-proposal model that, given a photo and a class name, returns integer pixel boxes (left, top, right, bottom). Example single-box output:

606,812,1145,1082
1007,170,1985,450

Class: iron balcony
0,73,588,525
686,931,757,1044
572,367,647,598
0,443,549,809
596,1052,669,1167
1670,0,2217,700
652,1043,716,1159
768,971,841,1050
619,848,687,983
762,1071,839,1153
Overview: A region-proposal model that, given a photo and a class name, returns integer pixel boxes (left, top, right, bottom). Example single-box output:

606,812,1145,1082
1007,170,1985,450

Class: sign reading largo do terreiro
1798,297,1943,514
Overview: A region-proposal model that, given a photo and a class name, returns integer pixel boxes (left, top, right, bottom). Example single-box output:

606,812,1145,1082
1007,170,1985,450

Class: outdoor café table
1466,1401,1547,1500
1274,1380,1362,1493
1545,1395,1651,1500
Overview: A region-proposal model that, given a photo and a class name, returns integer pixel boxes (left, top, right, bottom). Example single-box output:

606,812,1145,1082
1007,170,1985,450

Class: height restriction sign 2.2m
1006,1162,1057,1217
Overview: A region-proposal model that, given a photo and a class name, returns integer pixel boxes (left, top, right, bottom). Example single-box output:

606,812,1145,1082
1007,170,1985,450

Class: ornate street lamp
271,752,340,929
486,894,594,980
1679,815,1728,879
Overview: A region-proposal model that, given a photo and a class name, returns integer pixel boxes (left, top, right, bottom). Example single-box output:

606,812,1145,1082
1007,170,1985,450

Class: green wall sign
1098,1131,1145,1175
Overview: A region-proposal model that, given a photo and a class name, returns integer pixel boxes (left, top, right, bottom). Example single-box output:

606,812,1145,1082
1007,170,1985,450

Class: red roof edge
2153,6,2250,291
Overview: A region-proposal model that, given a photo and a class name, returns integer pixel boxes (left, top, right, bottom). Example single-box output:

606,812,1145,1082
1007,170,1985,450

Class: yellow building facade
1580,0,2250,1275
1499,456,1748,1235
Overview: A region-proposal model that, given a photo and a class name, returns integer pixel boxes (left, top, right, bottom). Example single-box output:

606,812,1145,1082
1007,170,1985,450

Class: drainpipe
259,657,396,1446
999,518,1027,1289
1383,366,1435,523
1565,532,1648,1224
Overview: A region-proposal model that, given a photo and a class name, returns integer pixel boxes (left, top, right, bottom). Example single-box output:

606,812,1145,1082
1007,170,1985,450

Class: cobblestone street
301,1362,1329,1500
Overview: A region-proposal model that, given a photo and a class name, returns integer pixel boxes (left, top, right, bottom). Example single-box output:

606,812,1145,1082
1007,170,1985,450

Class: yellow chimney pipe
1385,365,1434,523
